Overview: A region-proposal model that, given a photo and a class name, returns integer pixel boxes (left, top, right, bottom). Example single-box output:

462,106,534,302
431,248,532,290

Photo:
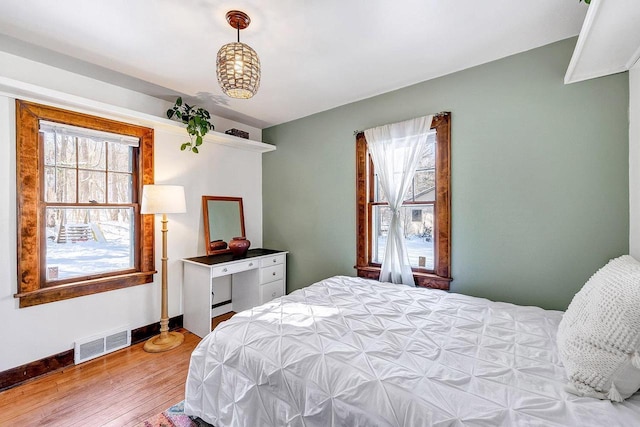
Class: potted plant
166,97,215,153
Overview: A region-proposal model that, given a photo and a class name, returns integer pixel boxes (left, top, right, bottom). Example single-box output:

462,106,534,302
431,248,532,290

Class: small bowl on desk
228,237,250,256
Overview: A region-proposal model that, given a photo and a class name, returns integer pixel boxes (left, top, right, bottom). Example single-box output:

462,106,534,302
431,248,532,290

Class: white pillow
557,255,640,402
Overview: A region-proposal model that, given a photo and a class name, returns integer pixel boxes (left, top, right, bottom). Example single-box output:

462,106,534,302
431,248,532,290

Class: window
15,100,155,307
356,113,451,289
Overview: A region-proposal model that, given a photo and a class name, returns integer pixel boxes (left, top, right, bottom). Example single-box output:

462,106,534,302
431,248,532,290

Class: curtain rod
353,111,449,136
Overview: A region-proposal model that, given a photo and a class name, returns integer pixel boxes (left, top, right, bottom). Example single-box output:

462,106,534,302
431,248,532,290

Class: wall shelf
565,0,640,84
0,75,275,153
150,114,275,153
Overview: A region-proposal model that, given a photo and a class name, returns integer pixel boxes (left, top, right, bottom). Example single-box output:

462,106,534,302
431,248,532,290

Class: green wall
262,37,629,311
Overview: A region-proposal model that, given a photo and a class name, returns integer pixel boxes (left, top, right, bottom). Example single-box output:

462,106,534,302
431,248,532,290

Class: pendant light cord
237,25,240,43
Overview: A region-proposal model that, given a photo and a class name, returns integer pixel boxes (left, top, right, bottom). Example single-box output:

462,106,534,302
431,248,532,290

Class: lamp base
143,331,184,353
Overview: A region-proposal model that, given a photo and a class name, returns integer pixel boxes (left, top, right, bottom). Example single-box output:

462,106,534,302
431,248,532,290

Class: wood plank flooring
211,311,235,330
0,313,236,427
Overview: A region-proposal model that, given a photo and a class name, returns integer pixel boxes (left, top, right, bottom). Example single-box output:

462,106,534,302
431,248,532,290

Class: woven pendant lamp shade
216,42,261,99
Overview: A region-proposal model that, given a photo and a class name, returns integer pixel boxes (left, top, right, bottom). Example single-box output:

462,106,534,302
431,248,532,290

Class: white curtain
364,115,433,286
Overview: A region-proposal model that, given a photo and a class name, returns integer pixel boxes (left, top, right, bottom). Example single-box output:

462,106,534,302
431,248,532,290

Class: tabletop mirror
202,196,246,255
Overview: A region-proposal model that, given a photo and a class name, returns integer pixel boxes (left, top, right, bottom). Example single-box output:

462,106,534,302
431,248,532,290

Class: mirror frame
202,196,246,256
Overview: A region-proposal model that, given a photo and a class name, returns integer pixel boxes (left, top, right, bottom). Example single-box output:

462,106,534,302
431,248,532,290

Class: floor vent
74,326,131,364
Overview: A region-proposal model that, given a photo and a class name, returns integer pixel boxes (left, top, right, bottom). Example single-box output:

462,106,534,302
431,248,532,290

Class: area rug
136,401,213,427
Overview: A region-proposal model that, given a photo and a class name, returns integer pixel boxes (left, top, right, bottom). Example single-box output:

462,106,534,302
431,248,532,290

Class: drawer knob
273,259,276,263
222,268,228,272
249,262,253,266
272,272,276,276
272,292,277,298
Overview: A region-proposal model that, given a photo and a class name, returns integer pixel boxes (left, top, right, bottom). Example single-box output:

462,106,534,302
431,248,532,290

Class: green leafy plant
579,0,590,3
166,97,215,153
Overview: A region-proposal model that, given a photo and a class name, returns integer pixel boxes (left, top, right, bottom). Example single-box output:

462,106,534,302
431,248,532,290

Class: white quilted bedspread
185,276,640,426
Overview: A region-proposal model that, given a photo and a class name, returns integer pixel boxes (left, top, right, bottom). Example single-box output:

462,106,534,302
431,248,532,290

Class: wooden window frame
15,100,156,307
356,113,452,290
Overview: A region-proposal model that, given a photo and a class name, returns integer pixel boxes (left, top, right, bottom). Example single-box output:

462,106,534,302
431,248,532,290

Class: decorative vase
228,236,250,256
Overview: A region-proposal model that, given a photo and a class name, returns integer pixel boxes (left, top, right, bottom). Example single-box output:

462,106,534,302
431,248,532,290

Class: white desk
182,249,287,338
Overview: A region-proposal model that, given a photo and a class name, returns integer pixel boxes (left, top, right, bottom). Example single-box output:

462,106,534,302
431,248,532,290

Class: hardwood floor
211,311,235,330
0,314,236,427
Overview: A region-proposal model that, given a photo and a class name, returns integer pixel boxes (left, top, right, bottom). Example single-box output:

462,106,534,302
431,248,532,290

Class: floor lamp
141,184,187,353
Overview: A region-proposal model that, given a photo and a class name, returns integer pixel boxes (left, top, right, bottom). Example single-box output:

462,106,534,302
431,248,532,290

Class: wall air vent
74,326,131,364
105,330,129,351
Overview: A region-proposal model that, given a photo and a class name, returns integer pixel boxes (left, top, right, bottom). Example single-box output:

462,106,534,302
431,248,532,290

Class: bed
184,275,640,426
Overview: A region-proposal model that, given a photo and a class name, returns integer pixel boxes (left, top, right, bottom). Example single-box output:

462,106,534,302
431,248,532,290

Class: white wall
630,64,640,258
0,53,265,371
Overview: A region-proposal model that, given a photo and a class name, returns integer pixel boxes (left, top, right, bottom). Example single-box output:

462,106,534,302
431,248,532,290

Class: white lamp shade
141,185,187,214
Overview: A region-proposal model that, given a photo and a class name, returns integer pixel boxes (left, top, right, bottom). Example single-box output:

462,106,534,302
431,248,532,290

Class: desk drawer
211,260,258,277
260,253,285,268
260,264,284,284
260,280,284,304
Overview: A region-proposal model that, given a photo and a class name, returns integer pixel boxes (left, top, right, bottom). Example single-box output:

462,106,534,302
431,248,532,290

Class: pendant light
216,10,261,99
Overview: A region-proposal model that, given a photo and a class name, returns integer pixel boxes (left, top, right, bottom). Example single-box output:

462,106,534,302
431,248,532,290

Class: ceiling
0,1,588,129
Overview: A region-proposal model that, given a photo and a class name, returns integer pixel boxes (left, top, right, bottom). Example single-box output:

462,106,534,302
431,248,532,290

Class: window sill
356,266,451,290
15,271,156,308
